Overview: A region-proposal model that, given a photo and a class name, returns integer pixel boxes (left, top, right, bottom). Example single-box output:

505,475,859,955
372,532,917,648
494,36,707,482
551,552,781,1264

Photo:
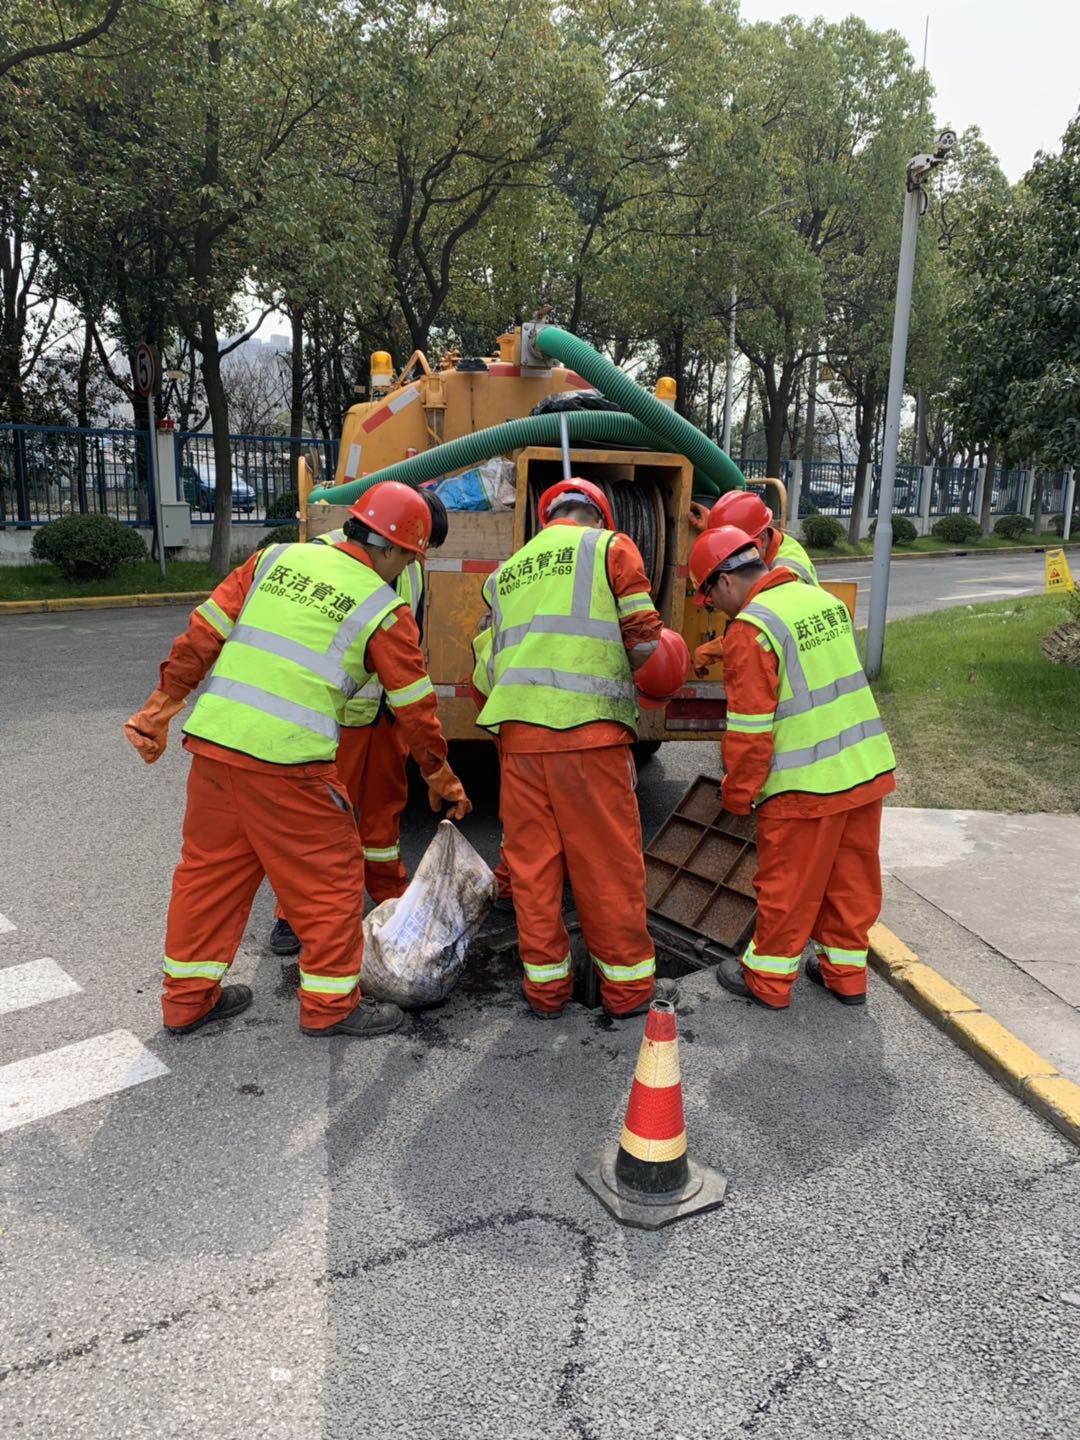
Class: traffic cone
576,998,727,1229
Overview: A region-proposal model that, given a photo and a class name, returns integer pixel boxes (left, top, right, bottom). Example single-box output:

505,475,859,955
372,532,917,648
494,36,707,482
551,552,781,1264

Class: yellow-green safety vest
472,525,642,735
312,529,424,727
728,579,894,803
773,532,817,584
184,541,404,763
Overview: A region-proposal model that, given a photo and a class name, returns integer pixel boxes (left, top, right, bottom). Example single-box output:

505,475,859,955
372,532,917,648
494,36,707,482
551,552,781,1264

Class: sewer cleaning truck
301,322,851,750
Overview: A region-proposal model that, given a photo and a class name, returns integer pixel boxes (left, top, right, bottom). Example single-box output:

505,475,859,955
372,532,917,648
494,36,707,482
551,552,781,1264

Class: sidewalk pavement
879,808,1080,1083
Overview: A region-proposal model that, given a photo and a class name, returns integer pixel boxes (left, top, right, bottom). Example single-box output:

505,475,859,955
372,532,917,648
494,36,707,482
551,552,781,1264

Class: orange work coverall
157,542,448,1031
717,568,895,1007
481,521,664,1017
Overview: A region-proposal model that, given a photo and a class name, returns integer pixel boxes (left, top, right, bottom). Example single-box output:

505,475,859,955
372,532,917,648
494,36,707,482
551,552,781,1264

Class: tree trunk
76,317,93,512
200,307,233,575
913,388,928,466
1032,470,1045,536
848,392,876,545
739,379,753,467
672,323,685,416
289,302,305,489
311,301,329,440
980,444,997,536
801,354,818,468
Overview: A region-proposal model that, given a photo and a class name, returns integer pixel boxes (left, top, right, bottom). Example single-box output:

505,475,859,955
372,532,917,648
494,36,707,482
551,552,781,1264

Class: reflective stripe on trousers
363,844,400,863
590,952,656,984
523,954,571,985
741,939,800,976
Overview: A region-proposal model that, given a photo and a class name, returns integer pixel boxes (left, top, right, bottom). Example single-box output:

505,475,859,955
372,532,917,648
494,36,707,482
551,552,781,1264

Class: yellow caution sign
1045,548,1077,594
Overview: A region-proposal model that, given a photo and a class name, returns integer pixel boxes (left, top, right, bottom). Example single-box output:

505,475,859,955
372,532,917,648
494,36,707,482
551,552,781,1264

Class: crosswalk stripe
0,958,81,1017
0,913,16,934
0,1031,169,1133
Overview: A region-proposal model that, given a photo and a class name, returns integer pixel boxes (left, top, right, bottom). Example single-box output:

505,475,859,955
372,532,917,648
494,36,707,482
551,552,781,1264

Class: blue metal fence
0,424,151,528
175,432,339,524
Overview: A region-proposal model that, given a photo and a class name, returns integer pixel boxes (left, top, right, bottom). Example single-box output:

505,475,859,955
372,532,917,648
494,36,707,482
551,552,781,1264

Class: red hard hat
349,480,432,556
688,525,758,606
537,478,615,531
635,627,691,708
707,490,772,538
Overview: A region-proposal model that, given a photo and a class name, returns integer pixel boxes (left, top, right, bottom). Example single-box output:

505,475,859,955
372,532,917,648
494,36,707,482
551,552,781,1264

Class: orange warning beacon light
576,998,727,1229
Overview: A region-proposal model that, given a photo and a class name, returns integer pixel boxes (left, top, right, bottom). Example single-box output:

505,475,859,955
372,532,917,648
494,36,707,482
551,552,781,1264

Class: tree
0,0,124,81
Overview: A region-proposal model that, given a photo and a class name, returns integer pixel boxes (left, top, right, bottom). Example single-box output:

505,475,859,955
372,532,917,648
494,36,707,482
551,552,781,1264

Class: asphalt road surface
1,603,1077,1440
822,548,1046,626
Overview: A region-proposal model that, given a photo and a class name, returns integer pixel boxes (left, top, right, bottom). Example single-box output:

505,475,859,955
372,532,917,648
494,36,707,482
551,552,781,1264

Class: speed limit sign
133,343,158,398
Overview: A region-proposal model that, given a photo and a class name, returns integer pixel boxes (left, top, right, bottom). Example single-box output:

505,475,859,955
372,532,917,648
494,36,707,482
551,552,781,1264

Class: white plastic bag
360,821,497,1008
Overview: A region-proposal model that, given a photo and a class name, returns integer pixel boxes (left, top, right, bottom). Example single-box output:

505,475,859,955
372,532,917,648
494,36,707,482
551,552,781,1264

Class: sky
738,0,1080,181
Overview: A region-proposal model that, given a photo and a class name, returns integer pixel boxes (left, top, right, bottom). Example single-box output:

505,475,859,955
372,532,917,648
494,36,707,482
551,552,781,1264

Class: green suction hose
309,410,714,508
535,326,745,494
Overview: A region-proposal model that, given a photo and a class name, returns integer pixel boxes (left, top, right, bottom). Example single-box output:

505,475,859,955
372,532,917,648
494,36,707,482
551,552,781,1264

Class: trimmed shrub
31,513,147,580
869,513,918,545
802,514,845,549
266,489,299,523
797,496,820,518
1047,513,1066,535
994,512,1030,540
260,521,300,545
931,513,982,544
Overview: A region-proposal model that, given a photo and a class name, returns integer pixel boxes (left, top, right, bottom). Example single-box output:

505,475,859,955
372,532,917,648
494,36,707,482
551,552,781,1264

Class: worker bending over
472,478,687,1019
269,487,449,957
689,524,895,1010
704,490,817,584
124,481,469,1040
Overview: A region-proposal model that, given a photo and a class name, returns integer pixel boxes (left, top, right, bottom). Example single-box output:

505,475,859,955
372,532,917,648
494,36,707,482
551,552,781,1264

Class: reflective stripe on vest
340,559,425,728
737,581,894,801
475,526,639,735
183,543,400,763
772,533,818,585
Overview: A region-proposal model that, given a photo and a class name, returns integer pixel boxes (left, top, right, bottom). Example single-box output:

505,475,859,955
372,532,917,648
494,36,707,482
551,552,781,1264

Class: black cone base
576,1143,728,1230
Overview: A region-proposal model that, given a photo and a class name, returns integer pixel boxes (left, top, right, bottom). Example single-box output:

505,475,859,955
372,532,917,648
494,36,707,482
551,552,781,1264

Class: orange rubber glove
124,690,186,764
693,635,725,679
425,761,472,821
688,501,710,533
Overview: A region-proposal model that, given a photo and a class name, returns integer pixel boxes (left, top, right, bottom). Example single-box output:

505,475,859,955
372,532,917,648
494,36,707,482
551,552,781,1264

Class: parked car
181,461,256,514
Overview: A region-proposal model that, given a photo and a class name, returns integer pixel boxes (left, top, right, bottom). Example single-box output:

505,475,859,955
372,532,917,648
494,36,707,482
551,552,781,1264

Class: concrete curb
0,591,209,616
813,540,1080,568
869,923,1080,1148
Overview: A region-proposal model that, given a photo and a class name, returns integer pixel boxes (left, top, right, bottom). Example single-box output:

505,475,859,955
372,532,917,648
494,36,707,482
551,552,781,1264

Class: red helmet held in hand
537,478,615,531
707,490,772,539
349,480,432,556
688,525,759,607
635,627,691,709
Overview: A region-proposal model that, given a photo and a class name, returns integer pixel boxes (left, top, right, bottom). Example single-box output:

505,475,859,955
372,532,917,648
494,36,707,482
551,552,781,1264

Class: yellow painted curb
0,591,209,616
868,923,1080,1149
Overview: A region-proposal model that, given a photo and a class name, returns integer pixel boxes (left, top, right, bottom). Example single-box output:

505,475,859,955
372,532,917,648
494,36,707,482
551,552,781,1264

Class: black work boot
806,953,867,1007
302,995,404,1038
167,984,253,1035
715,958,785,1010
269,918,301,956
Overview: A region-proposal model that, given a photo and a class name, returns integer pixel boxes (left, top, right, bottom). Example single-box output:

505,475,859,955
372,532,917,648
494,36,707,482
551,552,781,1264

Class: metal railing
1,424,151,528
175,432,339,524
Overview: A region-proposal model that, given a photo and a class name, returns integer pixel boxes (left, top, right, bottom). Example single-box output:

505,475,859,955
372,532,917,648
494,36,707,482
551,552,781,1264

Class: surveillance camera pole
864,149,948,679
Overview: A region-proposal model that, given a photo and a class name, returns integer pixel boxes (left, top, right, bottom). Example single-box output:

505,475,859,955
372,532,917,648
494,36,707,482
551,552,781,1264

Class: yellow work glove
425,761,473,821
124,689,186,764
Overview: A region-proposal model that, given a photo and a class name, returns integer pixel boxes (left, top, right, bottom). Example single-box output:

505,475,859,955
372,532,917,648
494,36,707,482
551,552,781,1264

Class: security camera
933,130,957,159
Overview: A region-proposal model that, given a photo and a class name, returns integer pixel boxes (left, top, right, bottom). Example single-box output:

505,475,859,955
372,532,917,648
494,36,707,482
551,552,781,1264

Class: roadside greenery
30,513,146,579
874,595,1080,813
0,559,216,601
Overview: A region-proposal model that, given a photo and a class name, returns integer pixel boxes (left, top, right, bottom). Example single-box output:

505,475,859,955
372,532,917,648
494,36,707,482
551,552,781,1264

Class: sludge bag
360,821,497,1008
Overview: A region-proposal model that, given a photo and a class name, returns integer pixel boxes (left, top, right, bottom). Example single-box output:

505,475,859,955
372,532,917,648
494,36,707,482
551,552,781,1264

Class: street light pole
864,132,955,680
721,284,736,453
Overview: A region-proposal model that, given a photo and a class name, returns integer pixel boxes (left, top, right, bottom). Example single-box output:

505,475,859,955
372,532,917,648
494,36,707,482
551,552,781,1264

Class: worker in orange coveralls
268,488,451,956
688,525,896,1010
471,478,687,1019
123,481,470,1040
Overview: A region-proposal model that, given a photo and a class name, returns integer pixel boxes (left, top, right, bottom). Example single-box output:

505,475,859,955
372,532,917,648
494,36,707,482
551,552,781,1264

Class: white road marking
0,1031,169,1133
0,913,16,934
939,588,1039,602
0,958,81,1017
